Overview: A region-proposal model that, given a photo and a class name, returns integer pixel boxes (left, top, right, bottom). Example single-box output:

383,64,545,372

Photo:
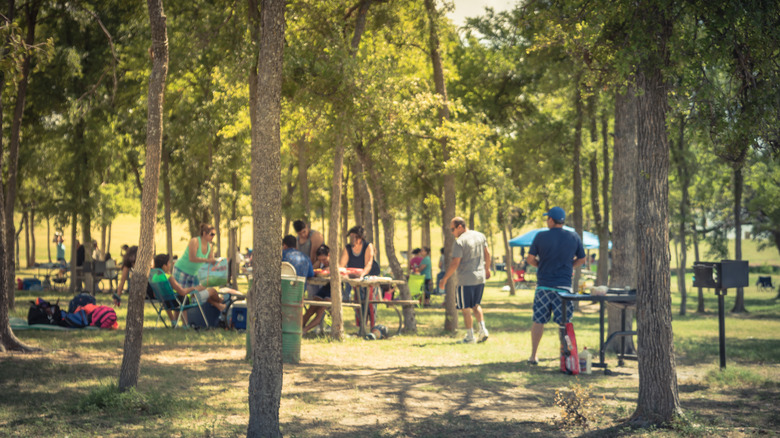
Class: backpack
27,298,62,325
90,306,118,329
68,292,96,313
61,309,90,328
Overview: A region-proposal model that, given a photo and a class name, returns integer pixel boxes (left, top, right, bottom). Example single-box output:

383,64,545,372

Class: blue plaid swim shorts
532,286,573,324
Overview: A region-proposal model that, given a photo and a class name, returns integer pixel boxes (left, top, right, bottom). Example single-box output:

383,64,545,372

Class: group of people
283,220,383,337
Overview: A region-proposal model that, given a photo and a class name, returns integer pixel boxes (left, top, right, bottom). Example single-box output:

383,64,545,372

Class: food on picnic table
313,268,329,277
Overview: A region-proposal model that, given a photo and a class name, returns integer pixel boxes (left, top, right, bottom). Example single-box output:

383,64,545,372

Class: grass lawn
1,269,778,437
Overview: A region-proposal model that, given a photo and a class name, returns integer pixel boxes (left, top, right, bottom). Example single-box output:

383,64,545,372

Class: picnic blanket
10,317,99,331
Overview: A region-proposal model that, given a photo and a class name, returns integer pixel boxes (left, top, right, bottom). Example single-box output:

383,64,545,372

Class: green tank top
174,236,211,275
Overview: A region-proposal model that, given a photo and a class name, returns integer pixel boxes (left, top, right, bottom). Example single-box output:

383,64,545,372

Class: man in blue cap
525,206,586,365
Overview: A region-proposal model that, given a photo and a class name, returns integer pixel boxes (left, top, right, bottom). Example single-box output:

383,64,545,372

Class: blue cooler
231,302,247,330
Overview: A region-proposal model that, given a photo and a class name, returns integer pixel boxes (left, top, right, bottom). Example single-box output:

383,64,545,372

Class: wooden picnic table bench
304,275,417,336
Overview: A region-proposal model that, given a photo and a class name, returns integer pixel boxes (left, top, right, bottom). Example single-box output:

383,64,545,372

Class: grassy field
13,213,780,271
1,269,778,437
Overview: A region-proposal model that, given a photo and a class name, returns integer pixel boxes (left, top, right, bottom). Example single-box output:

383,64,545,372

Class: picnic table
558,289,637,374
307,275,414,337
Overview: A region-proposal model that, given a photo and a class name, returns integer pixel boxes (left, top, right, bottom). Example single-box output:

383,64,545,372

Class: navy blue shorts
315,284,331,299
456,284,484,310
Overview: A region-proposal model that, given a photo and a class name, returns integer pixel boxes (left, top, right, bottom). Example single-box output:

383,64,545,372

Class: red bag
559,322,580,375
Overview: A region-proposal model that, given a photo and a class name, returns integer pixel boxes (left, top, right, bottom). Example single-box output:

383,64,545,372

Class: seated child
302,244,332,334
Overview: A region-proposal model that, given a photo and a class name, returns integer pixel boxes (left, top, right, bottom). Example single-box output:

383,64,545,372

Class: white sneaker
477,330,489,343
458,334,476,344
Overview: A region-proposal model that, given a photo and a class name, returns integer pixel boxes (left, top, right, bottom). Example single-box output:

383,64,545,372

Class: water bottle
580,347,593,374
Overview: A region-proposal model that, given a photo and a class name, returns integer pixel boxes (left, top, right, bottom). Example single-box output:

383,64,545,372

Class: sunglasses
209,232,216,236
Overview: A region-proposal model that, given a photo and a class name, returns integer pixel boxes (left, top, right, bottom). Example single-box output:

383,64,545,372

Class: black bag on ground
68,292,96,313
28,298,63,325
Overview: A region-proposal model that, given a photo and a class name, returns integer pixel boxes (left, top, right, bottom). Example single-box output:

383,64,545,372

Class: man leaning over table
525,206,586,366
440,217,491,344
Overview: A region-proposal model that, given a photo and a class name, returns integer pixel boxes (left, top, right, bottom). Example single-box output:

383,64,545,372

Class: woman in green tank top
173,223,217,288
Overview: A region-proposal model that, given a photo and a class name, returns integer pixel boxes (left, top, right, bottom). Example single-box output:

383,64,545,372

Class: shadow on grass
676,337,780,364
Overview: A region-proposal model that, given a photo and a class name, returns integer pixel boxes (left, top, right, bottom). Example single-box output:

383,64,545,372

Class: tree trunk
246,0,285,435
572,75,584,294
373,198,381,265
608,86,638,354
406,203,413,263
341,168,349,248
630,17,684,423
421,209,431,250
15,215,23,271
162,146,173,257
297,135,310,220
731,167,746,313
29,209,36,266
212,158,221,257
589,152,603,285
4,1,38,310
47,216,51,263
100,223,107,259
501,217,517,296
352,162,363,227
425,0,457,332
69,213,78,293
24,211,31,268
358,145,416,332
671,115,690,316
599,110,610,284
107,222,112,258
118,0,168,391
230,172,239,289
468,196,475,230
692,220,705,313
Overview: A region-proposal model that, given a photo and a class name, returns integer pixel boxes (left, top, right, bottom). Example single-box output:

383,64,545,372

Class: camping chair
408,274,426,307
756,276,774,292
101,259,119,292
52,266,69,292
147,268,209,329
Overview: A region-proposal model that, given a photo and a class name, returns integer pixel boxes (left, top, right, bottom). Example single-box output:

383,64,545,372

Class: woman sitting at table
339,225,380,328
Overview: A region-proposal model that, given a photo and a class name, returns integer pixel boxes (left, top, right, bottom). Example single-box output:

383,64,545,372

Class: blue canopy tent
509,226,610,250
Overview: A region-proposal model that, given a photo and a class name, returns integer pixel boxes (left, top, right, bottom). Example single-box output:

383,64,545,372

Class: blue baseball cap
543,206,566,222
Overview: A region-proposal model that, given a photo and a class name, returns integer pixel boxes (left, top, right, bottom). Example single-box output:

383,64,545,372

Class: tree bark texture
118,0,168,391
425,0,457,332
246,1,285,436
631,16,683,423
609,86,638,353
4,2,38,309
692,222,706,313
358,145,417,332
230,172,239,289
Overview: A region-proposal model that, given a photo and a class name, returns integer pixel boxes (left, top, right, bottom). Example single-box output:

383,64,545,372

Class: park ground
1,269,779,437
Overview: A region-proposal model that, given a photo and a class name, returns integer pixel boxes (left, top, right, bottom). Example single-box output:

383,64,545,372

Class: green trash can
244,275,306,363
281,274,305,363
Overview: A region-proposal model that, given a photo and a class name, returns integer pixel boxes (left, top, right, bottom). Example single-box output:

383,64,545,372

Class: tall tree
246,0,285,434
118,0,169,391
424,0,458,332
631,0,683,425
4,0,39,310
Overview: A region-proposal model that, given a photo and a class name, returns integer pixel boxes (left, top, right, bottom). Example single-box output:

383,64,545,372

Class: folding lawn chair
407,274,426,307
148,268,209,329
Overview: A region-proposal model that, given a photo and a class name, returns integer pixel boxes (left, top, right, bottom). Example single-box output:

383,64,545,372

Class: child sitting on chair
302,244,332,334
153,254,241,324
